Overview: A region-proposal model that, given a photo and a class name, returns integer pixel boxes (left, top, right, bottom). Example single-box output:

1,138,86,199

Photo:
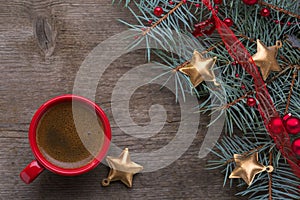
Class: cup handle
20,160,44,184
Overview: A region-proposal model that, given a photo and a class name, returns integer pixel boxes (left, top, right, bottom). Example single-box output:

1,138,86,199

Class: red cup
20,95,111,184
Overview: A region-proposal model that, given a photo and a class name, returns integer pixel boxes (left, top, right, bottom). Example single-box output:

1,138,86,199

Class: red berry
148,20,153,24
242,0,258,5
195,3,200,8
214,0,222,4
292,138,300,156
260,8,270,17
241,84,246,90
275,20,280,24
169,1,174,5
285,117,300,135
154,6,163,17
223,18,233,27
182,0,187,3
235,73,239,78
268,117,284,135
287,22,292,26
246,97,256,107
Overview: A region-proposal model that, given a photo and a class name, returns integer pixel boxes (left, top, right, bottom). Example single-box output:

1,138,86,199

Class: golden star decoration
251,39,282,81
179,50,219,87
102,148,143,188
229,152,273,186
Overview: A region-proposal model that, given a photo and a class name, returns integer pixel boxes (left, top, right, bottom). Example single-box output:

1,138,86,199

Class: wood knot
34,16,57,57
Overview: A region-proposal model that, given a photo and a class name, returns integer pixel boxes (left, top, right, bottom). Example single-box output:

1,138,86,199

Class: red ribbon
201,0,300,177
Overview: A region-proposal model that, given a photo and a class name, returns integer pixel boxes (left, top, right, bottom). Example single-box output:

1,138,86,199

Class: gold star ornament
179,50,219,87
251,39,282,80
102,148,143,188
229,152,273,186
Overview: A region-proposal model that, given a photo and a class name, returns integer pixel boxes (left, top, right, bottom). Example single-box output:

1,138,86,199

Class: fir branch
258,0,300,20
209,135,300,199
201,40,224,54
285,68,298,114
173,40,224,71
225,145,265,164
220,65,295,109
237,33,256,43
174,60,189,71
114,1,300,199
143,1,184,36
112,0,131,7
268,149,273,200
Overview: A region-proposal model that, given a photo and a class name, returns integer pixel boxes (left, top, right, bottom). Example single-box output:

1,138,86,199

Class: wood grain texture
0,0,241,199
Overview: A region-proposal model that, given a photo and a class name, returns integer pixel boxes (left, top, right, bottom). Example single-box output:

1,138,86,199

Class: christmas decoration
179,50,219,87
251,40,282,80
192,18,216,37
229,152,273,186
260,8,271,17
242,0,258,5
102,148,143,188
292,138,300,156
223,18,233,27
268,117,284,135
246,97,256,107
114,0,300,198
284,116,300,135
214,0,222,4
282,113,292,121
154,6,163,17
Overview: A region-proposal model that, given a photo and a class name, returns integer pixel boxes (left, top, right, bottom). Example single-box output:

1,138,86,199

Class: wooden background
0,1,241,199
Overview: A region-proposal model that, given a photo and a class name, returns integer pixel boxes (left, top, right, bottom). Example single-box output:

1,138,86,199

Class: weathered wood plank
0,0,241,199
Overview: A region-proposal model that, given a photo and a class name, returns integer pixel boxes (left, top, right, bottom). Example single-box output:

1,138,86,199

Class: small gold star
179,50,219,87
229,152,273,186
102,148,143,188
251,39,282,80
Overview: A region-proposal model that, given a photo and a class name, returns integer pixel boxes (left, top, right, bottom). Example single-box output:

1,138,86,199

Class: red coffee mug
20,95,111,184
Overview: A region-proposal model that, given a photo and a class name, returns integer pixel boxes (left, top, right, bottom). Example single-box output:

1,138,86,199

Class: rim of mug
29,94,111,176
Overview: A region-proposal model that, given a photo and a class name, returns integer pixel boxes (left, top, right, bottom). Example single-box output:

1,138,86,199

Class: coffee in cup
20,95,111,184
36,101,104,169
